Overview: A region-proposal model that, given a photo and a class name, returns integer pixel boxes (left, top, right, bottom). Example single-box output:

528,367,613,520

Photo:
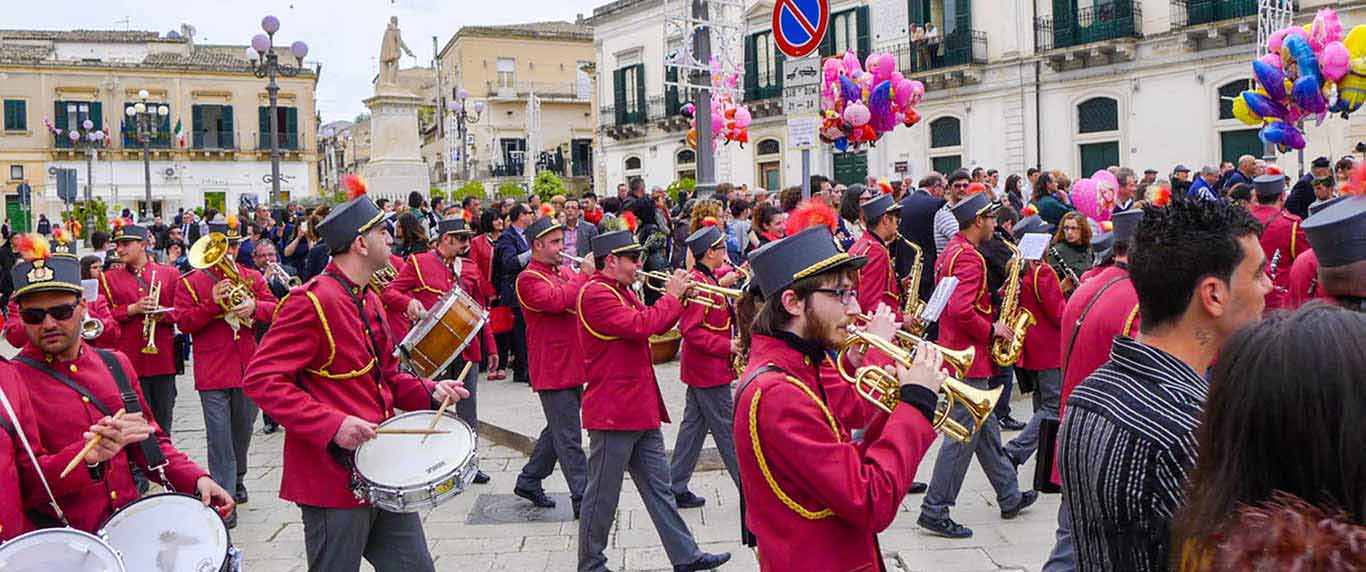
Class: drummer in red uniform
8,234,231,534
99,223,180,434
243,180,468,572
175,216,278,527
734,225,945,571
512,216,594,516
1302,193,1366,311
1286,196,1347,307
849,193,904,320
1248,173,1308,312
575,230,730,572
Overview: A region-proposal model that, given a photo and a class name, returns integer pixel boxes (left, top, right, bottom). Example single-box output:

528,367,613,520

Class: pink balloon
907,80,925,106
874,53,896,82
893,79,913,108
1320,41,1350,81
823,58,841,82
1069,179,1102,220
733,106,752,129
843,101,871,127
842,51,861,75
1258,52,1283,69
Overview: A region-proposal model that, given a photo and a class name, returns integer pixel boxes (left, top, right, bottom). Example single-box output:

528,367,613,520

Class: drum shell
352,410,479,513
0,527,125,572
98,492,231,572
397,288,488,378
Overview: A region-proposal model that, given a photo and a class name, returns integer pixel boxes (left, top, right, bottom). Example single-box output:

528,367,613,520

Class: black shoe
674,552,731,571
999,416,1027,431
572,497,582,520
262,423,279,435
908,481,928,494
473,470,491,484
223,510,238,530
1005,451,1023,470
674,491,706,509
514,487,557,508
234,485,248,505
1001,490,1039,519
917,514,973,538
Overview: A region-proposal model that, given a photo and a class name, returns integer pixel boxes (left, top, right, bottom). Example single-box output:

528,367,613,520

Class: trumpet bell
933,379,1003,443
80,317,104,340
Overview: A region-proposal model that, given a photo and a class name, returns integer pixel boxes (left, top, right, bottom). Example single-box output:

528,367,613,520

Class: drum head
99,493,228,572
0,528,125,572
355,411,476,488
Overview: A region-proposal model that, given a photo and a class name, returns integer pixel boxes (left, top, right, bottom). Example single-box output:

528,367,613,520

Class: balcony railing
889,29,988,75
1170,0,1256,28
258,131,300,150
192,130,237,150
747,82,782,102
490,162,525,178
485,80,590,100
1035,0,1142,52
121,129,173,150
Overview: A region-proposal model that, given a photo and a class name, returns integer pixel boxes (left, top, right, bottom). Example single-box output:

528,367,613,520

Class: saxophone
370,262,398,293
141,270,162,354
990,241,1035,366
896,233,926,323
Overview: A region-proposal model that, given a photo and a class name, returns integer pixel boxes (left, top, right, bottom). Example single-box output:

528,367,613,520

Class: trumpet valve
852,366,901,414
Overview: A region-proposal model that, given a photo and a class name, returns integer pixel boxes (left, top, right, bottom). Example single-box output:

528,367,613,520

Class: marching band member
1248,174,1308,312
668,224,742,509
243,182,469,572
849,194,905,320
734,225,942,570
99,223,181,434
9,234,231,533
512,216,593,515
175,217,278,526
1286,196,1347,308
918,192,1036,539
575,230,730,572
383,217,496,485
1302,193,1366,312
251,239,294,435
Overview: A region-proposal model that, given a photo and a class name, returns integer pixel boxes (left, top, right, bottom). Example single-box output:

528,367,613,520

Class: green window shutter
909,0,927,24
634,64,646,120
820,18,837,56
954,0,972,34
286,107,299,149
259,106,270,148
856,6,871,62
774,42,786,90
89,102,102,131
744,34,758,99
930,117,961,148
613,68,627,124
665,66,680,115
4,100,26,131
54,101,67,131
192,105,204,148
221,106,235,149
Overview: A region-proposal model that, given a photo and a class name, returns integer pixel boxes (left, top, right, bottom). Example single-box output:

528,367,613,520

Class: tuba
835,327,997,443
990,240,1035,366
895,233,926,329
190,233,256,335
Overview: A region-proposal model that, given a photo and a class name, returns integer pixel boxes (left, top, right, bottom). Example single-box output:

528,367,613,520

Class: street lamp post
449,88,484,183
246,15,308,207
125,89,169,221
67,120,107,239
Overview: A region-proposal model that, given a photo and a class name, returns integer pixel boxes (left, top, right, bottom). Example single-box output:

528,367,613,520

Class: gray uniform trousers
668,385,742,495
199,388,258,496
140,373,178,435
448,357,479,430
579,429,703,572
920,376,1024,520
300,505,434,572
1043,494,1076,572
1004,368,1062,463
516,387,589,500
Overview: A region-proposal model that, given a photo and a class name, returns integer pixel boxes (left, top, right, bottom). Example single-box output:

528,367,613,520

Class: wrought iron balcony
889,29,988,89
1171,0,1257,50
1035,0,1142,70
489,162,525,178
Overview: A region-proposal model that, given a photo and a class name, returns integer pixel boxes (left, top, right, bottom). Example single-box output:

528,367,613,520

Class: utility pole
692,0,715,198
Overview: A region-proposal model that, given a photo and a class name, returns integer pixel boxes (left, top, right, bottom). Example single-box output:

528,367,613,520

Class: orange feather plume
1342,161,1366,197
1145,184,1172,207
14,233,51,262
343,174,368,200
965,182,987,196
700,216,719,228
785,200,838,236
538,203,555,219
1100,220,1114,233
52,227,69,244
462,209,473,222
620,211,639,232
226,214,239,230
1021,204,1038,217
111,218,125,231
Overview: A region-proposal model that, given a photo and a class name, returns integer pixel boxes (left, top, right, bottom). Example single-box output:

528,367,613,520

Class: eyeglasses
1314,177,1335,187
20,303,78,325
951,182,970,190
812,287,857,304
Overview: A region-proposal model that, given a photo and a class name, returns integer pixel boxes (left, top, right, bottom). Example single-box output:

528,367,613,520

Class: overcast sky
13,0,604,121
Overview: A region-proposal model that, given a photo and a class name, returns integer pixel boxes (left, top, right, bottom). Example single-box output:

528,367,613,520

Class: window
576,60,592,100
121,102,173,148
833,151,868,185
52,101,102,148
1079,141,1119,176
745,32,785,101
193,104,235,149
820,7,870,60
932,155,962,174
756,138,782,190
1218,80,1252,120
625,156,642,170
677,149,696,165
500,138,526,168
497,58,516,89
1077,97,1118,134
3,100,25,131
8,165,22,180
1220,129,1262,165
930,117,961,148
613,64,646,125
257,106,299,150
756,138,782,155
571,138,593,177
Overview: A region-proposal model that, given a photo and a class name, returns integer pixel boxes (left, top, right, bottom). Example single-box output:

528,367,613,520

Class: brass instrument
835,327,998,443
990,241,1035,366
370,262,398,292
636,269,742,310
268,262,302,288
189,233,256,336
895,233,926,328
141,270,162,354
81,316,104,340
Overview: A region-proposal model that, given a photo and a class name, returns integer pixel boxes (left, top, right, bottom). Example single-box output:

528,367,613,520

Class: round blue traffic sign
772,0,829,58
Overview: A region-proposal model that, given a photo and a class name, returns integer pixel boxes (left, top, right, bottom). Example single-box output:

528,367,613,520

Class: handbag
489,306,514,334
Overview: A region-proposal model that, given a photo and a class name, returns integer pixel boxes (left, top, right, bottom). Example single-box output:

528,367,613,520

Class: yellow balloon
1232,96,1262,126
1346,25,1366,57
1338,71,1366,113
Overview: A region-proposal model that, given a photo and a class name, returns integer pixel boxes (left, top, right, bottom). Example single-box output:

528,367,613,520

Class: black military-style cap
949,192,999,226
591,230,644,260
437,218,474,237
1253,173,1286,200
1112,208,1145,244
1091,231,1115,262
525,216,562,241
686,226,724,258
317,194,388,254
12,254,82,300
113,224,149,243
207,216,243,243
749,225,867,299
1012,214,1049,240
860,193,902,222
1303,196,1366,268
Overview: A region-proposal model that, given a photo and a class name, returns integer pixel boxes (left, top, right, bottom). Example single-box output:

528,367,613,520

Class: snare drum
353,410,478,513
396,287,488,378
0,528,124,571
99,493,232,572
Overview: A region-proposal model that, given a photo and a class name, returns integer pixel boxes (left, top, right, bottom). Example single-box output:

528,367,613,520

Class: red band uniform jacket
175,264,278,391
6,297,120,350
1250,204,1308,312
99,262,179,377
678,265,736,388
849,233,903,320
576,273,683,430
935,233,995,379
515,258,590,392
1018,261,1066,371
14,345,208,532
382,249,495,364
735,334,937,571
1286,248,1333,308
378,254,408,341
243,263,437,508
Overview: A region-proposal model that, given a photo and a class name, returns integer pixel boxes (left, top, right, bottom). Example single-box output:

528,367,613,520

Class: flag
174,118,185,148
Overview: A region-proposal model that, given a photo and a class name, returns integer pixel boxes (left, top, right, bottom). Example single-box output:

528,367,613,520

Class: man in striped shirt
1058,198,1269,571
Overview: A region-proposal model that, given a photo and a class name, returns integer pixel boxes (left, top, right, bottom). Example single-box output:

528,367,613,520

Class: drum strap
322,272,386,383
94,349,171,479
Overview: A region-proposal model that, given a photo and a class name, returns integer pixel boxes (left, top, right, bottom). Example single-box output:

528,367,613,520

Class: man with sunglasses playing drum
244,183,469,572
8,234,233,534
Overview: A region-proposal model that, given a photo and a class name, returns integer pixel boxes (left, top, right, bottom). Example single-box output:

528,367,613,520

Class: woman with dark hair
1047,211,1093,295
1004,174,1025,212
472,207,509,381
749,204,786,251
301,206,333,283
392,211,429,257
1031,172,1072,225
837,184,871,250
1172,303,1366,570
632,198,670,305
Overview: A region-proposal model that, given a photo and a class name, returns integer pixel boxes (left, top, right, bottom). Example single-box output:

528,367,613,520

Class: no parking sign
772,0,829,58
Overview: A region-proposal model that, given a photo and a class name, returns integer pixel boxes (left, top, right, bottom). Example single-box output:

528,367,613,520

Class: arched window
756,138,782,156
755,138,783,190
1217,81,1261,164
676,149,695,165
1077,97,1118,133
930,117,961,148
1218,80,1252,120
625,156,642,170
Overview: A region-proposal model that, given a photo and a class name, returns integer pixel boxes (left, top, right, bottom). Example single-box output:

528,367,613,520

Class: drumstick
61,408,126,478
375,428,450,435
424,361,473,443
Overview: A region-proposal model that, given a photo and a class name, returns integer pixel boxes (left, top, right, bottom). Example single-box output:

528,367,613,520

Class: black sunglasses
20,303,78,325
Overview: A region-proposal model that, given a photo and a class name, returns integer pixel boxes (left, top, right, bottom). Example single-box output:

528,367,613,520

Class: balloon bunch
819,51,925,151
683,56,752,149
1234,9,1366,151
1068,170,1119,222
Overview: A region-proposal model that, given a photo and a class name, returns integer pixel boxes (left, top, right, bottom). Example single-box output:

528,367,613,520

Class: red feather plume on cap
462,209,473,222
111,218,125,232
343,174,368,200
14,233,51,262
538,203,555,219
700,216,719,228
785,200,838,236
1343,161,1366,197
52,227,69,244
620,211,639,232
226,214,239,230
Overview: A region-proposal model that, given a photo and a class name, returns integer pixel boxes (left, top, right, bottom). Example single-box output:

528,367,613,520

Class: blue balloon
1284,34,1322,86
1243,91,1288,119
1292,76,1327,114
834,137,849,152
1260,121,1306,150
1252,59,1287,102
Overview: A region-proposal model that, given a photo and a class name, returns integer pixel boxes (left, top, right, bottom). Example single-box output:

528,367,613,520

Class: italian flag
174,118,186,148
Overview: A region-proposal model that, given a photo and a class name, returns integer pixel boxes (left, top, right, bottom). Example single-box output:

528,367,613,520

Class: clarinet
1050,245,1081,286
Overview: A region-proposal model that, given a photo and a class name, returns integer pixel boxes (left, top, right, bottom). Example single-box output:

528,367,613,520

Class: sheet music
1017,233,1051,261
919,277,959,323
82,279,99,301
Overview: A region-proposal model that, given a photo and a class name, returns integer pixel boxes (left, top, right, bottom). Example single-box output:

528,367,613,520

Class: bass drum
0,527,124,571
99,493,233,572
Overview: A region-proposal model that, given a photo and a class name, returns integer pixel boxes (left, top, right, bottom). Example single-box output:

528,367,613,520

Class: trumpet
141,270,162,354
267,262,301,288
81,317,104,340
636,269,742,310
835,326,998,443
849,313,963,373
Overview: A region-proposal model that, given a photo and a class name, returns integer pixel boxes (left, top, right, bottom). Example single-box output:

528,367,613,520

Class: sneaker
917,514,973,538
473,470,491,484
234,485,248,505
999,416,1027,431
674,552,731,571
674,491,706,508
908,481,928,494
1000,490,1040,519
513,487,557,508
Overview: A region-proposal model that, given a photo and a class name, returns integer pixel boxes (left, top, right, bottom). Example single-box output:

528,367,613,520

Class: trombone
636,269,742,310
834,326,998,443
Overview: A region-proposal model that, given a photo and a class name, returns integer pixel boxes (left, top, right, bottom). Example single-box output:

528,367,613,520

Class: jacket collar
749,332,824,385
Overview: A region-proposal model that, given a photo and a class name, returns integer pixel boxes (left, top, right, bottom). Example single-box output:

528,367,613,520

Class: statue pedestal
361,91,428,196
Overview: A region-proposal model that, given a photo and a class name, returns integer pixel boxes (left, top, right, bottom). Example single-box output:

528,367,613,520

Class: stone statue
378,16,415,89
